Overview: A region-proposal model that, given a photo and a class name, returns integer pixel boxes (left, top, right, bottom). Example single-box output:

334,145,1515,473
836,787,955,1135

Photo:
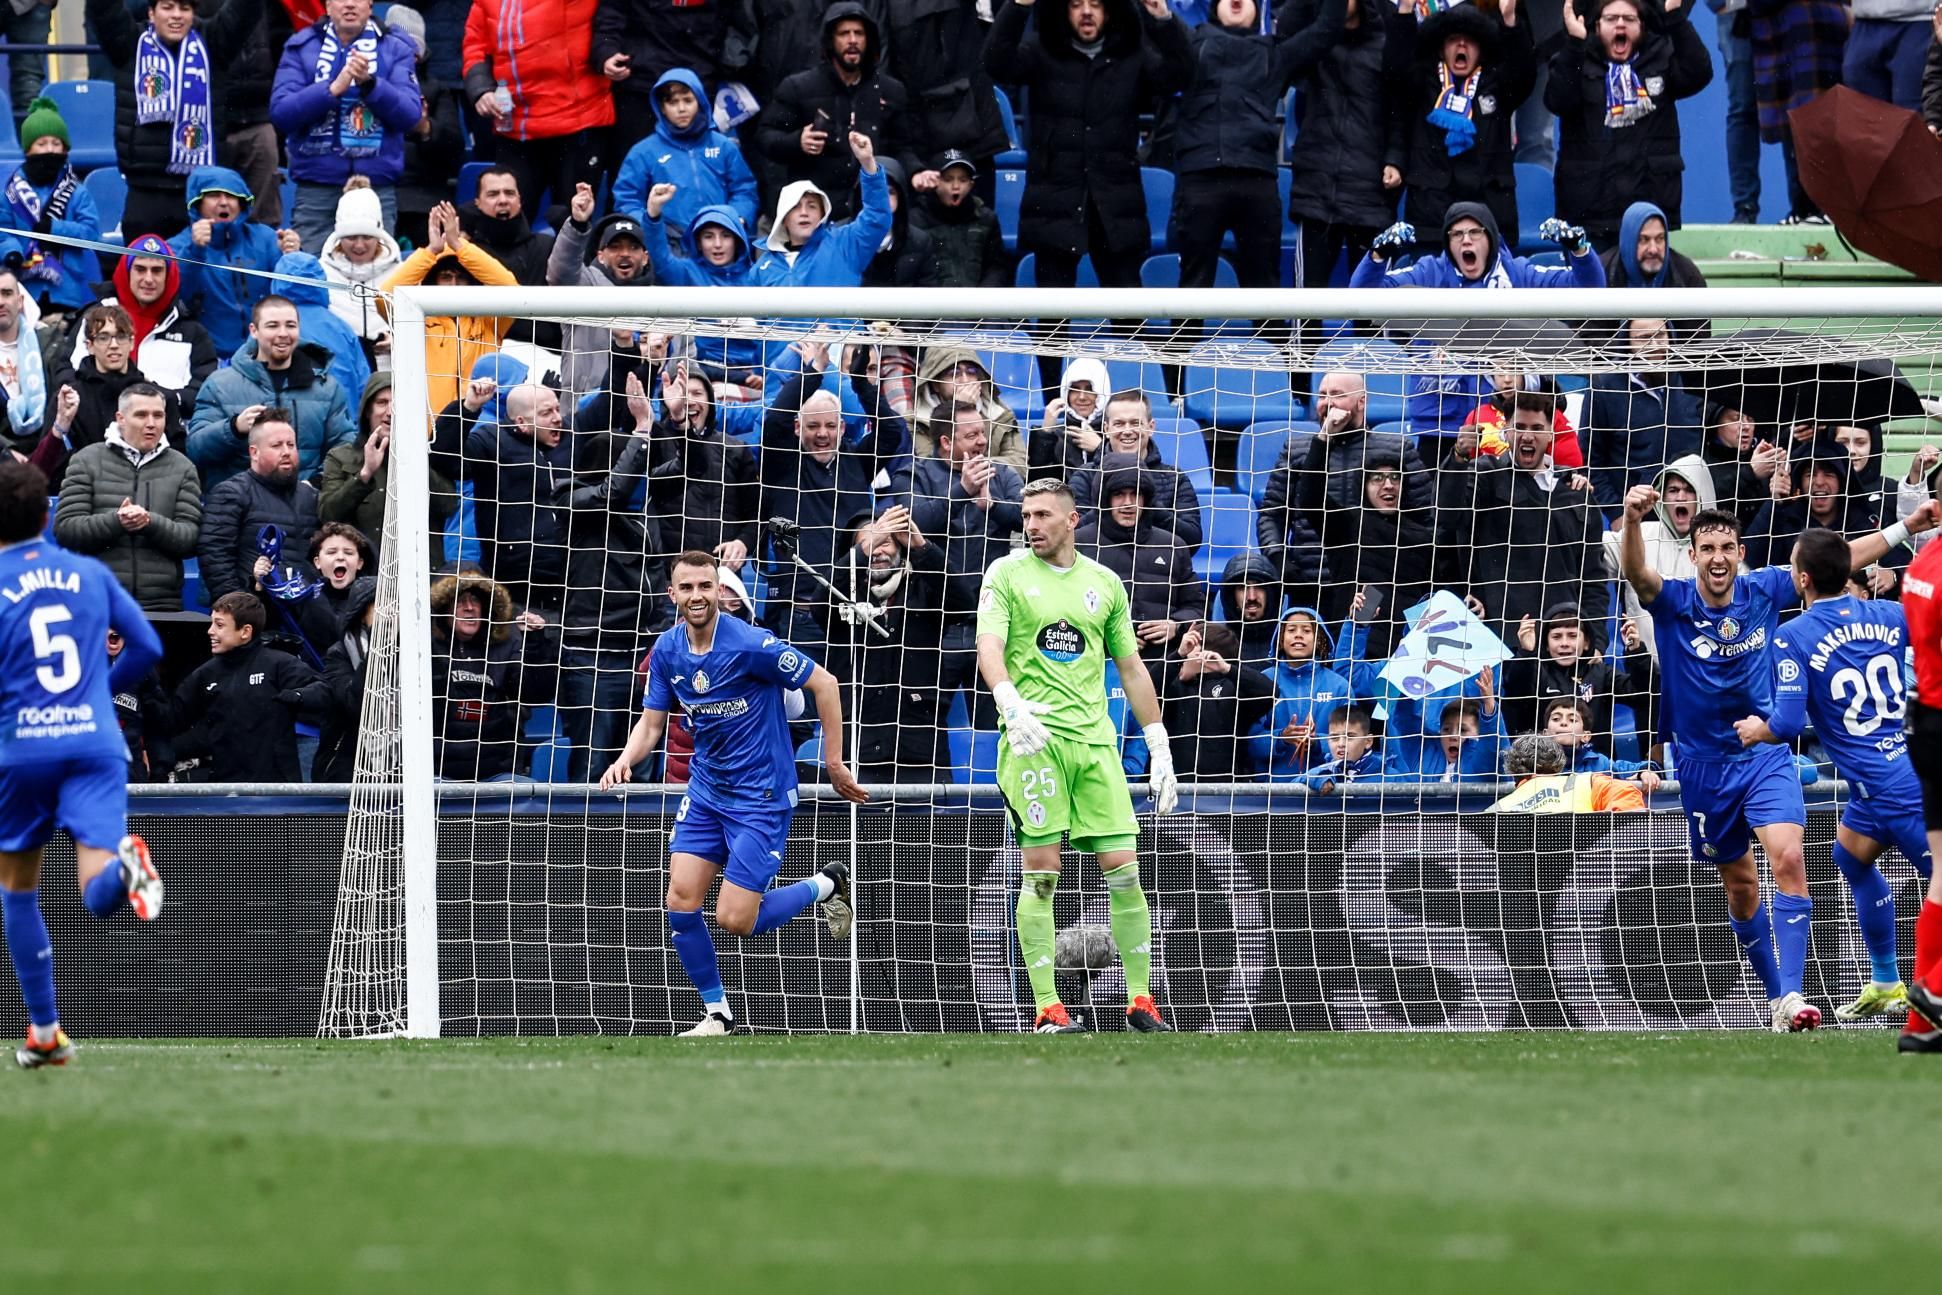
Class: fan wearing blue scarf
0,98,102,313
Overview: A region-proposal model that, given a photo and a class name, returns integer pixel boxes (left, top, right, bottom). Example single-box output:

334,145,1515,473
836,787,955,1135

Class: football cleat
1033,1003,1085,1033
818,861,853,942
1770,992,1822,1034
1126,995,1173,1033
1897,1026,1942,1054
678,1010,736,1038
1906,978,1942,1032
15,1028,73,1070
1835,981,1908,1021
120,834,163,922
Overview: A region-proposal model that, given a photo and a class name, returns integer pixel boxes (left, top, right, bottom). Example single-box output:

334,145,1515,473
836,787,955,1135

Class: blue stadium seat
1280,88,1299,165
1275,167,1299,270
1148,416,1210,477
796,733,824,764
1515,163,1558,252
1013,252,1097,289
83,166,126,236
1371,419,1410,440
1238,421,1320,502
457,161,493,209
180,555,209,613
1194,488,1258,582
1524,250,1567,268
952,728,1001,784
992,85,1027,168
994,168,1024,252
1138,253,1238,292
280,173,297,224
1181,341,1304,430
1140,166,1173,253
43,81,116,172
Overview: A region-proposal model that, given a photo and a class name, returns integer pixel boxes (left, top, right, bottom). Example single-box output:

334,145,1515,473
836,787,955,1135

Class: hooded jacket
1599,451,1707,660
320,189,404,345
1291,439,1438,646
320,372,459,554
1175,0,1347,177
462,0,616,142
1281,0,1410,230
860,158,940,289
1261,607,1353,779
379,239,519,412
0,159,102,311
1598,199,1708,288
272,252,373,400
611,70,761,233
1069,437,1204,547
984,0,1193,257
53,430,203,612
910,345,1026,467
429,572,554,780
757,2,917,220
1215,551,1287,670
645,204,764,374
1744,437,1882,570
910,185,1009,289
645,359,761,560
272,14,426,186
1699,419,1773,530
188,339,358,487
166,167,281,359
1393,3,1537,241
85,0,261,198
1546,0,1712,241
1026,357,1110,477
545,212,655,401
63,237,221,412
752,165,895,288
882,0,1012,162
195,463,323,602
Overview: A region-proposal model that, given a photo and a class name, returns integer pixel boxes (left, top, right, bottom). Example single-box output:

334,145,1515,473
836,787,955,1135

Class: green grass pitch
1,1031,1928,1293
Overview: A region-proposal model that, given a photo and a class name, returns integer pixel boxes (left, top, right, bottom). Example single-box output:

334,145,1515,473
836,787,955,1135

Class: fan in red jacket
463,0,617,216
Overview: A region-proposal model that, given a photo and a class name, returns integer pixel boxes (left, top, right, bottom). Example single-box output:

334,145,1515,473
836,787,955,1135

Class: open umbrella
1695,328,1927,427
1790,86,1942,284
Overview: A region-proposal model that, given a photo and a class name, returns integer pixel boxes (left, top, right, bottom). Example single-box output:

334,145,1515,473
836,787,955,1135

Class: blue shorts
668,794,793,893
1676,744,1806,866
0,756,128,854
1843,794,1935,877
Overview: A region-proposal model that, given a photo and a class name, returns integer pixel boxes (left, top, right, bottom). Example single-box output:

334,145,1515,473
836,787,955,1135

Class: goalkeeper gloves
1144,723,1178,814
1371,221,1416,262
994,681,1052,758
1538,217,1589,255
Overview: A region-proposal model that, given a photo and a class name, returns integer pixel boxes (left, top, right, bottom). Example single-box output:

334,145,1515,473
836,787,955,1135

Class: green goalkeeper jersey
975,549,1139,747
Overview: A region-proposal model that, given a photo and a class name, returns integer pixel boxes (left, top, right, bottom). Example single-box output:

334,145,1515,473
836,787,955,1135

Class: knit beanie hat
333,186,386,240
18,97,68,152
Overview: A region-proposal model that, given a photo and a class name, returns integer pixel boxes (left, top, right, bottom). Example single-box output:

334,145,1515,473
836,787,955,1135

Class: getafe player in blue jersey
1619,484,1935,1032
0,462,166,1068
1734,529,1933,1021
600,551,868,1036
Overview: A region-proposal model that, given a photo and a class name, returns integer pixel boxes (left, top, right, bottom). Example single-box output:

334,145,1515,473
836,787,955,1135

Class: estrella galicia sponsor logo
1037,619,1084,663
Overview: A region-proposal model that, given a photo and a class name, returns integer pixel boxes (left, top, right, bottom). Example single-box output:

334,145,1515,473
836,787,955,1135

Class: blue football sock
751,878,821,936
1832,842,1899,984
82,859,127,919
2,888,58,1029
1771,892,1814,997
667,908,726,1009
1729,900,1783,1000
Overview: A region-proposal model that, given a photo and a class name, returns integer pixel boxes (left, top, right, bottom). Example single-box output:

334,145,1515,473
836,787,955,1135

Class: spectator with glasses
35,305,185,489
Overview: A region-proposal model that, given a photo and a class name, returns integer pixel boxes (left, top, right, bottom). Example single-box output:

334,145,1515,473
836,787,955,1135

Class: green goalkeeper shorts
997,734,1139,855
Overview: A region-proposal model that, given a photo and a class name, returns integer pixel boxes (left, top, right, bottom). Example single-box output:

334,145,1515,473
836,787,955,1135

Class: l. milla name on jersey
1,564,82,604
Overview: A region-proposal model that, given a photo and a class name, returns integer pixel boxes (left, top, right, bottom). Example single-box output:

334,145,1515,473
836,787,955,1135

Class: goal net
322,284,1942,1038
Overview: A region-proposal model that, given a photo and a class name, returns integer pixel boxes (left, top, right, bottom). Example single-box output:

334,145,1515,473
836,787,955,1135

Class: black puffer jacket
1214,550,1286,672
899,452,1024,621
911,189,1009,287
202,0,287,132
464,421,573,595
1069,438,1203,547
1546,0,1712,241
1394,4,1536,243
884,0,1011,162
315,577,378,784
1281,0,1409,229
1436,456,1611,649
861,160,940,287
560,433,666,655
644,360,760,559
1176,0,1347,177
1294,440,1436,650
196,468,321,603
1074,512,1199,643
753,0,884,98
983,0,1192,257
86,0,262,199
757,2,919,220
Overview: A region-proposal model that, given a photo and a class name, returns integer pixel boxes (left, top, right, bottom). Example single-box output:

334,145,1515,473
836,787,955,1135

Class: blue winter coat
645,203,762,374
271,19,426,187
188,339,358,488
1259,610,1353,779
751,166,894,290
167,166,280,360
271,252,372,401
611,70,760,234
0,166,102,310
1584,371,1707,509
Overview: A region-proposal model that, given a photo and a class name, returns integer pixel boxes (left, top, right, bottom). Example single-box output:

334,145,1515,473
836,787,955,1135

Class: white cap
333,186,386,240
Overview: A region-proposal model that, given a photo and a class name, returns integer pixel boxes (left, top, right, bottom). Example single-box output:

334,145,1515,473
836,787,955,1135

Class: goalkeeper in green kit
977,478,1179,1033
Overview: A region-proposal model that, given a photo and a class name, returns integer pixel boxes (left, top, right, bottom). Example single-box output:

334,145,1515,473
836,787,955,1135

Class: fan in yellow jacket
378,201,518,413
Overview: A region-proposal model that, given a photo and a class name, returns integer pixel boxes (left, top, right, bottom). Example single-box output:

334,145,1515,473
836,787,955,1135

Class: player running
600,551,867,1037
1618,485,1933,1032
977,479,1179,1034
1733,529,1932,1021
1896,487,1942,1052
0,461,166,1069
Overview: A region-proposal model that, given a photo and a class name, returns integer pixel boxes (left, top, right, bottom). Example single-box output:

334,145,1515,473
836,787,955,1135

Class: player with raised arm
1618,485,1935,1031
977,479,1179,1034
599,552,867,1037
0,461,166,1068
1899,487,1942,1052
1733,529,1931,1022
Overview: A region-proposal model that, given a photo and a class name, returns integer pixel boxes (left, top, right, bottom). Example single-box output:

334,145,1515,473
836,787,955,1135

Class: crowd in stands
0,0,1937,790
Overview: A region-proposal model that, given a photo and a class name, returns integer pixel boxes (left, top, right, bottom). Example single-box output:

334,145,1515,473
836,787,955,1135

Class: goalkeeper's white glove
994,681,1053,757
1144,723,1178,814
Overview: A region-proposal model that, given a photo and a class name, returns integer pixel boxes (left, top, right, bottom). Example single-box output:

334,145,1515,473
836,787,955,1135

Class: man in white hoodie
1600,453,1709,662
319,187,402,370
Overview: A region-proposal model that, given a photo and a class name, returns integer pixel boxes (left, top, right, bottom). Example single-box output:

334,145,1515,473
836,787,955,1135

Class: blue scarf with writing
298,20,386,159
2,164,77,287
134,24,214,175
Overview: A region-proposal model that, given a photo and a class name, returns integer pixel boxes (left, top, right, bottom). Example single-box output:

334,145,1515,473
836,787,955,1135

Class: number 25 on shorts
1020,764,1056,830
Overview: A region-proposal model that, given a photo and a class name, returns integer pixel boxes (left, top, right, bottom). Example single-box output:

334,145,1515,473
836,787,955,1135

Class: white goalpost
322,284,1942,1040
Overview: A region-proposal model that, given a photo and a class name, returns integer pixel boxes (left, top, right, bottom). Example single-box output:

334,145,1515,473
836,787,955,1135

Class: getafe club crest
692,669,711,694
1718,618,1741,641
1084,587,1100,615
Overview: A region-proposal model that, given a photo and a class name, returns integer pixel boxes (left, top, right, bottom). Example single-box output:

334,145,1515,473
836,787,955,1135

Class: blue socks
82,861,127,919
2,888,57,1028
751,878,823,937
1833,842,1900,984
1771,892,1814,997
1729,900,1784,1000
667,908,725,1010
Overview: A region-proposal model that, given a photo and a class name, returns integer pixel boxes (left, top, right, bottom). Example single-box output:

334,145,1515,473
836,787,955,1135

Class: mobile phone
813,108,833,133
1351,585,1386,624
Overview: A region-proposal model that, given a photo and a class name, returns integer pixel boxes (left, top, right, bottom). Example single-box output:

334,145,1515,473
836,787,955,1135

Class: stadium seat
1371,419,1410,440
951,727,1001,784
181,555,209,613
43,81,116,172
1515,163,1558,252
994,168,1024,252
1238,421,1321,502
1194,487,1258,582
1140,166,1173,253
1148,416,1210,477
280,174,297,225
83,166,126,236
992,85,1027,168
1181,341,1305,430
1312,337,1410,423
457,161,493,209
1138,253,1238,292
1280,88,1299,166
1013,252,1097,289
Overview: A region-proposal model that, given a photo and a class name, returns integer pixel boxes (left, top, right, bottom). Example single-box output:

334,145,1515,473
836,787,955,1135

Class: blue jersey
1645,566,1797,763
643,613,817,813
1770,595,1916,801
0,538,162,766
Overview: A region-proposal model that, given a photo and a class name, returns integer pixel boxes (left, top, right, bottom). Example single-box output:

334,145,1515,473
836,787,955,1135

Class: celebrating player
1618,485,1934,1032
1733,530,1932,1022
1896,477,1942,1052
977,478,1179,1034
599,552,867,1037
0,461,166,1069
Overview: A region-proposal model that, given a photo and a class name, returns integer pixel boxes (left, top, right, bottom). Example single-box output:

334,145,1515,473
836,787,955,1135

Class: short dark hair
670,549,718,578
1199,622,1238,658
1512,389,1559,419
0,460,50,543
211,591,266,638
84,302,133,340
1331,705,1375,736
252,294,297,326
478,165,519,190
1542,696,1593,728
1688,509,1742,543
1440,697,1483,735
1104,389,1151,419
1794,527,1854,597
308,520,375,568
